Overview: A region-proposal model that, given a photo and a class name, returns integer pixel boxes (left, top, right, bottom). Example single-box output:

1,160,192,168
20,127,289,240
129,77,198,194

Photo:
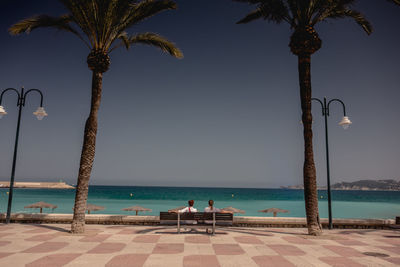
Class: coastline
0,181,74,189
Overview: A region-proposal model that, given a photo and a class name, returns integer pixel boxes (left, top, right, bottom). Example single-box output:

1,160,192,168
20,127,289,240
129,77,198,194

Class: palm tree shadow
223,227,306,237
31,224,70,233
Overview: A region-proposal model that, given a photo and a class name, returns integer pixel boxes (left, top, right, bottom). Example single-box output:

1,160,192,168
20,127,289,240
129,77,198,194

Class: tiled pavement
0,223,399,266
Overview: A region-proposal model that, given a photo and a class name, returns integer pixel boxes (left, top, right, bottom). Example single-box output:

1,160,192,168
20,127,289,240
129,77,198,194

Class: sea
0,186,399,219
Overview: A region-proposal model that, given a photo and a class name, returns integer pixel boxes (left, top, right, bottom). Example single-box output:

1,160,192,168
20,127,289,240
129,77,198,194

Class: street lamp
312,97,351,230
0,87,47,224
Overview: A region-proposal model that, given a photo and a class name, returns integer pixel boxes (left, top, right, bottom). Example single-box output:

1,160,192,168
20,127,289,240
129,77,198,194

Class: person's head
188,200,194,207
208,200,214,207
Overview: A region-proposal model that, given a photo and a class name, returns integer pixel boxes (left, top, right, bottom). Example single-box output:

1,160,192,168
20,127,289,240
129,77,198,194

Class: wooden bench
160,212,233,234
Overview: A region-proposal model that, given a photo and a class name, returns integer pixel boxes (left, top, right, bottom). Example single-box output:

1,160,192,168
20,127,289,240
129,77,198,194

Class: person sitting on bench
179,199,197,225
204,199,230,232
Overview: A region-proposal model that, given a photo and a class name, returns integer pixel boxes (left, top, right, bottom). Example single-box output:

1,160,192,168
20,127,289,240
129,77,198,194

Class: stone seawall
0,213,395,229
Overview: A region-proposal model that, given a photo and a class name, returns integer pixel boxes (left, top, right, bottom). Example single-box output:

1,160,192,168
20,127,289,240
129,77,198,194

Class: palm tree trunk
71,71,103,234
298,54,322,236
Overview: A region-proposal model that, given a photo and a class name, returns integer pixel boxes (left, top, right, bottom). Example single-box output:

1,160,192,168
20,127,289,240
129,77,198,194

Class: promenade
0,223,399,266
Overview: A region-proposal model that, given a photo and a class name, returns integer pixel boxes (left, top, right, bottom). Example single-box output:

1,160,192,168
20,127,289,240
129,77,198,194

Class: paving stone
79,234,112,242
185,235,211,244
282,236,315,245
318,256,365,267
252,255,295,267
213,244,245,255
234,236,263,244
25,233,58,242
23,241,68,253
334,239,368,246
144,254,183,266
382,257,400,265
323,245,365,257
133,235,160,243
377,246,400,255
183,255,220,267
87,242,126,254
1,223,400,266
26,253,81,267
0,252,14,259
105,253,149,267
268,244,306,256
376,238,400,246
0,241,11,247
152,243,184,254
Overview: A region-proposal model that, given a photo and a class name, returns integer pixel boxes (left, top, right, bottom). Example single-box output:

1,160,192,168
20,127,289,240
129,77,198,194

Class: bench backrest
160,212,233,225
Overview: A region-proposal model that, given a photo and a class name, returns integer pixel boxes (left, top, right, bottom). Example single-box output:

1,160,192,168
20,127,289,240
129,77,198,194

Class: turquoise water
0,186,399,219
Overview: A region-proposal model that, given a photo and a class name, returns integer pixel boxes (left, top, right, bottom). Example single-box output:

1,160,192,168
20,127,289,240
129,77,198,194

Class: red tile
252,255,295,267
282,236,314,245
106,254,149,267
334,239,368,246
0,233,13,238
25,233,58,242
383,257,400,265
378,246,400,255
268,245,305,256
183,255,220,267
213,244,245,255
0,252,14,259
0,241,11,247
319,256,365,267
24,228,52,234
234,236,263,244
185,236,211,244
0,226,13,231
376,238,400,246
117,229,138,235
152,243,184,254
88,242,126,254
133,235,160,243
323,245,365,257
79,234,111,242
26,253,81,267
23,242,68,253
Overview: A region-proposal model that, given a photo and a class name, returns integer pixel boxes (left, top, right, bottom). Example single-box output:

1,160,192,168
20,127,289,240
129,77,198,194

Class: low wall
0,213,395,229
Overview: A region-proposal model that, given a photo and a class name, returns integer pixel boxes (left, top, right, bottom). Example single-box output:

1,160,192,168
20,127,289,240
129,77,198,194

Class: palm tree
9,0,183,234
232,0,399,235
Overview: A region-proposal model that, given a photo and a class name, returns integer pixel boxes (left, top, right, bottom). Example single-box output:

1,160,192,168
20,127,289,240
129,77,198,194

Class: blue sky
0,0,399,188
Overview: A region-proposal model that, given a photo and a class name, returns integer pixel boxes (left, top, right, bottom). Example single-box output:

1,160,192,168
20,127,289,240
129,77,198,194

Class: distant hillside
282,179,400,191
331,179,400,191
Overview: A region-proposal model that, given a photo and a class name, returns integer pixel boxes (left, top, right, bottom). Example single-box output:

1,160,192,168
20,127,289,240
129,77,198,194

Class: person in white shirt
179,200,197,214
179,200,197,226
204,200,221,213
204,200,231,232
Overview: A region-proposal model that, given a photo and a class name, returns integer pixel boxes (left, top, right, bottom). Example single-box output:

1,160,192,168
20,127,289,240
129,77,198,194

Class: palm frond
10,14,74,35
9,14,90,47
122,0,177,29
387,0,400,5
121,32,183,58
236,0,292,25
237,8,265,23
326,9,372,35
232,0,263,3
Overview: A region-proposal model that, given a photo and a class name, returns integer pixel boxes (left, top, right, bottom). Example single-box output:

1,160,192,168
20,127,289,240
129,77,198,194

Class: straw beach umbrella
221,206,245,214
24,201,57,213
86,203,105,214
122,206,152,216
258,208,289,217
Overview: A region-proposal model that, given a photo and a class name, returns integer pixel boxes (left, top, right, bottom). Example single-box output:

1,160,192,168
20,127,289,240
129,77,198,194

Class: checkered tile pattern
0,223,399,266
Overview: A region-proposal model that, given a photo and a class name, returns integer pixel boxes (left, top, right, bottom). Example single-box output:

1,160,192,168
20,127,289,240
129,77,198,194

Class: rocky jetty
0,181,74,189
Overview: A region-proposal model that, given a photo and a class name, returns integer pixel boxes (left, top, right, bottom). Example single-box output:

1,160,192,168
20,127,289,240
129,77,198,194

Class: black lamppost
312,97,352,229
0,87,48,224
